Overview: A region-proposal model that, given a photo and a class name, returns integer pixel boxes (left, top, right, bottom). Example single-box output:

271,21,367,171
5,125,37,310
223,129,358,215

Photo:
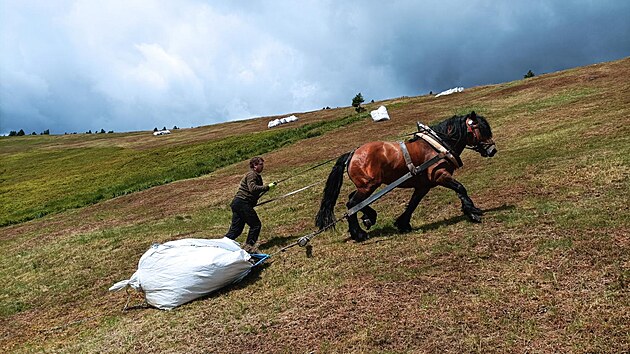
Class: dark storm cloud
1,0,628,135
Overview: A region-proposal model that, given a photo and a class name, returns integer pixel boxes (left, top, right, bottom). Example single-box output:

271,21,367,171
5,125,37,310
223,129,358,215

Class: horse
315,111,496,241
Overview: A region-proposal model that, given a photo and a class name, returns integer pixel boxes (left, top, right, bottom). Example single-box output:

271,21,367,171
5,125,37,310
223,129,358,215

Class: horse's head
465,111,496,157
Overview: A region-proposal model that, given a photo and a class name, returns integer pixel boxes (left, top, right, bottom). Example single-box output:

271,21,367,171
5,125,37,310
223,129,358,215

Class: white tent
370,106,390,122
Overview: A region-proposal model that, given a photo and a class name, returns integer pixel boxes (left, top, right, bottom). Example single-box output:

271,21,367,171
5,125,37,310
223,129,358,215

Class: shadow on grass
365,204,516,241
260,235,296,250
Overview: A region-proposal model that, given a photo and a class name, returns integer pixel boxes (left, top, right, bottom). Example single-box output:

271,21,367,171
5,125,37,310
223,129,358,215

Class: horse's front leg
436,174,483,223
394,186,429,232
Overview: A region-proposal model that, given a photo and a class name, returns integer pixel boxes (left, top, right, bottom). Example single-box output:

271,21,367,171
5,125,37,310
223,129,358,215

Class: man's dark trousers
225,197,261,246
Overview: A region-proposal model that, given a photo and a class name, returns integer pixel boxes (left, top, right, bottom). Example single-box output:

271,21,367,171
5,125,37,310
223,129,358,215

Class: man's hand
268,182,277,189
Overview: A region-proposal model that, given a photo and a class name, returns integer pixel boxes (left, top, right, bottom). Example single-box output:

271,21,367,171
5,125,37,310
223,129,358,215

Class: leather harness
398,124,462,175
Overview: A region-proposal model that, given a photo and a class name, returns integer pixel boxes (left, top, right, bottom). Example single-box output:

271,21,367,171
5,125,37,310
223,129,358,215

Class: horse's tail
315,152,352,229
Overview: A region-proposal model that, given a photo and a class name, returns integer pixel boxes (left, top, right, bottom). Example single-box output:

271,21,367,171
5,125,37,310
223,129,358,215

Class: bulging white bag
370,106,390,122
109,238,261,310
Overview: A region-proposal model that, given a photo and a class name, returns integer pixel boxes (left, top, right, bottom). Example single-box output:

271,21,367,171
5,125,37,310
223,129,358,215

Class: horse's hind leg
394,186,429,233
361,206,377,230
346,190,374,241
348,191,377,230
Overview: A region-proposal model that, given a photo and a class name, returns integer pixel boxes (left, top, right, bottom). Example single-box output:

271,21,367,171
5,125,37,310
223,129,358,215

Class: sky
1,1,629,135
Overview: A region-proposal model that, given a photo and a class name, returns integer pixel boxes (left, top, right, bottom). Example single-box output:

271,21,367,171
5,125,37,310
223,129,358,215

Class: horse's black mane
410,112,492,154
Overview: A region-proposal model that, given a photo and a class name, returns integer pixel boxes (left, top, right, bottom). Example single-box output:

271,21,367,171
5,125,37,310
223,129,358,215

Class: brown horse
315,111,496,241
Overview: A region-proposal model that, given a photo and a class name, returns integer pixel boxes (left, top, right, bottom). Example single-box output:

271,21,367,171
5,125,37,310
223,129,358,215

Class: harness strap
414,132,462,168
399,141,453,175
398,141,416,174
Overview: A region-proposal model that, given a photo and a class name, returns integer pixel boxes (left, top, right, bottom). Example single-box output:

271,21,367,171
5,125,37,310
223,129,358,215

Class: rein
274,156,339,184
256,156,338,207
256,181,323,207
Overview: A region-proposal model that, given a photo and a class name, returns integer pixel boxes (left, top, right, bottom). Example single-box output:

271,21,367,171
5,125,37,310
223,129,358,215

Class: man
224,157,276,253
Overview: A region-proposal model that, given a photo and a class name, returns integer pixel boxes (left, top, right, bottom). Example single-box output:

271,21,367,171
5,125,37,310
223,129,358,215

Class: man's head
250,156,265,173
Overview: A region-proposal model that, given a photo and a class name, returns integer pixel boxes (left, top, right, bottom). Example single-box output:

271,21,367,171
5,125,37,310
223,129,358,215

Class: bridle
409,115,496,157
466,118,483,145
465,118,496,156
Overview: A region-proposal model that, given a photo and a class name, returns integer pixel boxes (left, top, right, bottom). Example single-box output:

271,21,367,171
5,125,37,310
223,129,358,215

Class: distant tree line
8,129,49,136
6,128,118,136
6,125,184,137
83,129,114,134
154,126,180,131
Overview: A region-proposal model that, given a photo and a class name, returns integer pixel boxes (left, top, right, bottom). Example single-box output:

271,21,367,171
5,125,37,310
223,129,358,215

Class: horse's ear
470,111,477,119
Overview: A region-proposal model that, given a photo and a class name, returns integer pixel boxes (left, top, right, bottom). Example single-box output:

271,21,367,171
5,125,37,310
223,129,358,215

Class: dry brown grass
1,58,629,353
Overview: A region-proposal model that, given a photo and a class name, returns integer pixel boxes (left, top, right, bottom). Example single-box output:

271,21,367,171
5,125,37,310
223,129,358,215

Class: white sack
370,105,390,122
268,118,281,128
109,238,254,310
435,87,464,97
268,115,298,128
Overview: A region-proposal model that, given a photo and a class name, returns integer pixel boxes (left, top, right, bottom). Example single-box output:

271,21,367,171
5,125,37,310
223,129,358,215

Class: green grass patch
0,113,367,226
509,88,597,114
537,237,573,253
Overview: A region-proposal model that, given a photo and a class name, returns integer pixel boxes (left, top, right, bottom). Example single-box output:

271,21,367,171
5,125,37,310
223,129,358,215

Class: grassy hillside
1,58,629,353
0,111,364,226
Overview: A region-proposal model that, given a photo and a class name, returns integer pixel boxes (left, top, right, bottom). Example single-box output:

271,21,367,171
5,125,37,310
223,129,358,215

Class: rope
256,180,323,207
272,214,348,255
274,156,339,184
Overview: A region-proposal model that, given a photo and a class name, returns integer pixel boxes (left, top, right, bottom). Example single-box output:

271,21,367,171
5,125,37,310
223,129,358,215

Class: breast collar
399,125,463,173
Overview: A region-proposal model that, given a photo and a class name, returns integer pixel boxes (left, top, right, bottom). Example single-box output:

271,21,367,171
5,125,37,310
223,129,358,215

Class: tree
100,128,106,134
153,127,158,132
8,130,16,136
162,126,167,131
17,129,25,136
42,129,49,135
173,126,179,130
352,92,365,113
524,70,535,79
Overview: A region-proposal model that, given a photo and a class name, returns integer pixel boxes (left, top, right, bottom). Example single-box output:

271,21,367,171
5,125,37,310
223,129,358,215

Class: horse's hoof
361,216,373,230
352,231,369,242
471,206,483,215
394,220,412,233
463,206,483,215
467,213,482,223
